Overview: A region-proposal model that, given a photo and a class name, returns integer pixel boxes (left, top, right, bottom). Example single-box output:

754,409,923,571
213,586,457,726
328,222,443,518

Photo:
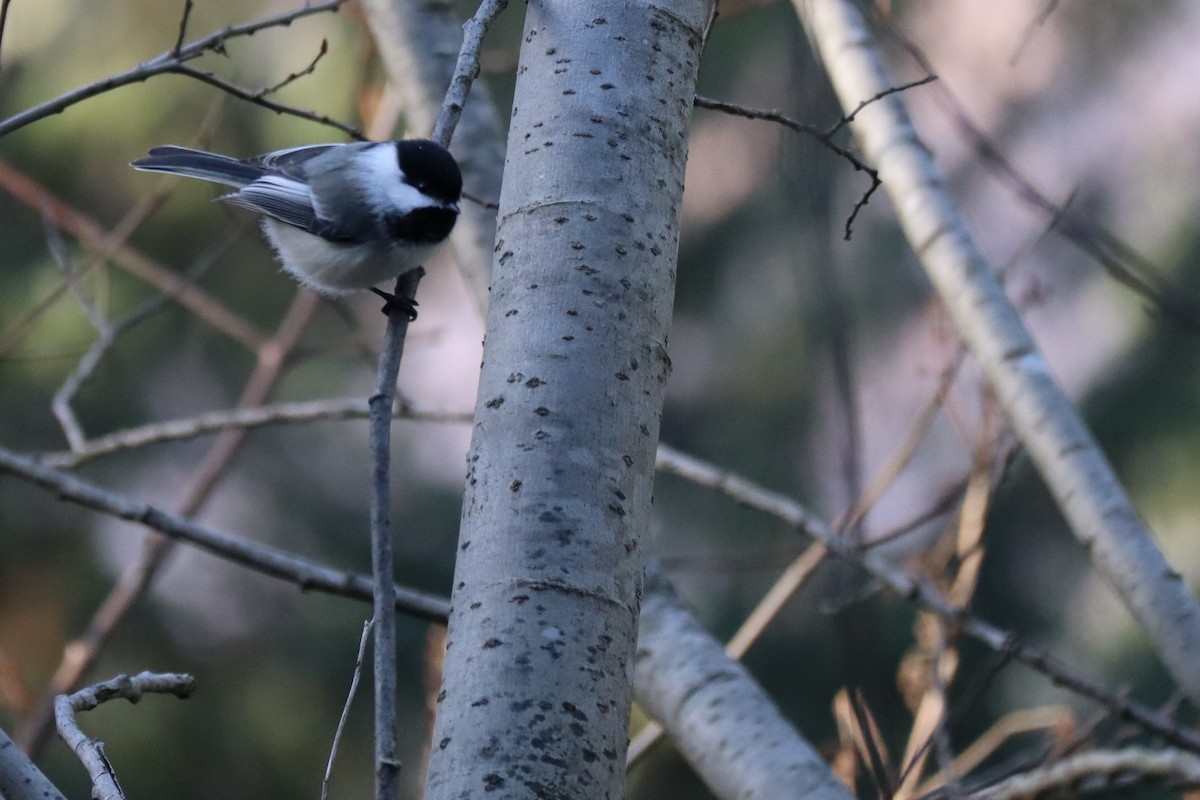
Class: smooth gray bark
635,566,856,800
796,0,1200,702
0,727,66,800
424,1,709,797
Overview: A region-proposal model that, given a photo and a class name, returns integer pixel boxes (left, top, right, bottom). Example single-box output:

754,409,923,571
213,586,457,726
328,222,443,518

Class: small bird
132,139,462,316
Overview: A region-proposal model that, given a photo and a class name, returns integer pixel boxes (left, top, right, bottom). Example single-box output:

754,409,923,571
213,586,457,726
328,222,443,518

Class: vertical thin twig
365,2,508,797
367,270,418,798
429,0,510,148
172,0,194,57
323,619,375,800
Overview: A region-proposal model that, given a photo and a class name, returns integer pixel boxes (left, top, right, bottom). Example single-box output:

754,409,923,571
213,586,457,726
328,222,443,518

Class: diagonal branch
795,0,1200,705
0,156,268,352
878,23,1200,333
632,564,855,800
0,444,451,622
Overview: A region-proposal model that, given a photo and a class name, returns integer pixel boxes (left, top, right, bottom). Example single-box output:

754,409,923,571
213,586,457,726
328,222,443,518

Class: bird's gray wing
249,144,355,179
220,176,322,233
228,144,378,241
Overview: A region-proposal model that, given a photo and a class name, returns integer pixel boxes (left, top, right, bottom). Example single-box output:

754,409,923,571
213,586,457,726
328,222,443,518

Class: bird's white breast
261,218,437,295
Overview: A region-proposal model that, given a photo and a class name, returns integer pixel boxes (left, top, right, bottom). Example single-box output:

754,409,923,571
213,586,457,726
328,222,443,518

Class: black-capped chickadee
132,139,462,313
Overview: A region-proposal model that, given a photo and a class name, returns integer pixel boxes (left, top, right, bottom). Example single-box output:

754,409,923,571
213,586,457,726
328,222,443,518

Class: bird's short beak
449,201,461,213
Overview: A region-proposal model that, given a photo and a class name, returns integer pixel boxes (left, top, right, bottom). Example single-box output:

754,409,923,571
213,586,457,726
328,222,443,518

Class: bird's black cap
397,140,462,206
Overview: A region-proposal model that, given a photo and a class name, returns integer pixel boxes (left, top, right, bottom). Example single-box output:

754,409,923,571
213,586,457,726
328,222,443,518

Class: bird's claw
370,287,419,321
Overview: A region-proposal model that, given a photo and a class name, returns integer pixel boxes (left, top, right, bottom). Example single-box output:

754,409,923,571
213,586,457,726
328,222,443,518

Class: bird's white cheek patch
356,144,432,216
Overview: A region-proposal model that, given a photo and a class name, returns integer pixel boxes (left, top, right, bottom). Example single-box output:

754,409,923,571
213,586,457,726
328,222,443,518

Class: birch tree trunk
423,2,710,797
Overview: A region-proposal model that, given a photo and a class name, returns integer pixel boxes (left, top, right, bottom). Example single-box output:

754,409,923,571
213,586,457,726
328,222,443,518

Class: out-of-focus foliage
2,1,1200,798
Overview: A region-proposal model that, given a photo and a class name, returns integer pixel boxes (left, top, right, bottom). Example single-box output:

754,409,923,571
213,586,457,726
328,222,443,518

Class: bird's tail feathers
130,146,264,188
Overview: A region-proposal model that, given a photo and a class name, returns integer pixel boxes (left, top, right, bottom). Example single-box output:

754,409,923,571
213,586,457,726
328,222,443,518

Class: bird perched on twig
132,139,462,317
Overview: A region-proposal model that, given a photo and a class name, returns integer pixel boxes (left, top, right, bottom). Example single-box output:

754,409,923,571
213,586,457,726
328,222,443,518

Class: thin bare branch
967,748,1200,800
38,399,471,469
430,0,510,148
55,672,196,800
260,38,329,97
0,0,354,138
694,93,878,239
864,482,964,551
461,189,499,210
323,619,374,800
825,74,937,138
367,271,418,797
172,0,194,57
171,62,364,140
694,75,935,239
0,444,452,622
